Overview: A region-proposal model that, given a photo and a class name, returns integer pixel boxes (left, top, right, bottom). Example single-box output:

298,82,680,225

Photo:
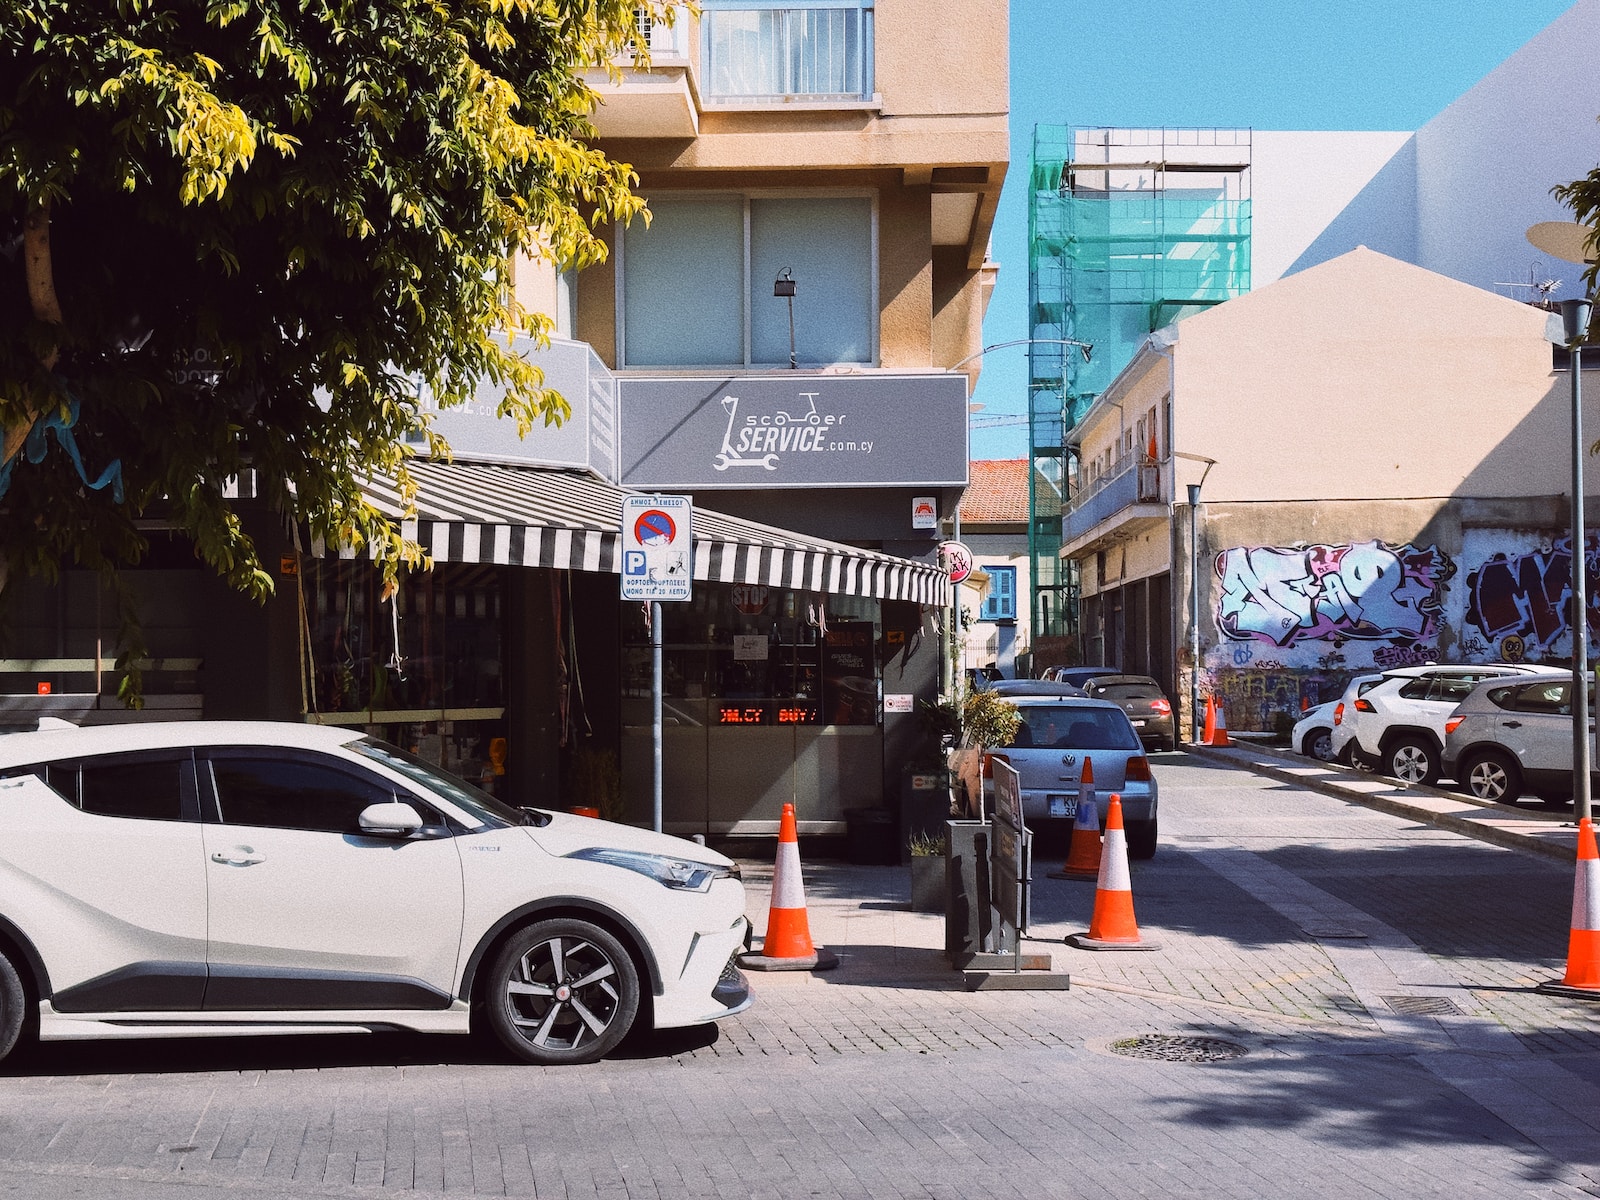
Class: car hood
522,812,735,868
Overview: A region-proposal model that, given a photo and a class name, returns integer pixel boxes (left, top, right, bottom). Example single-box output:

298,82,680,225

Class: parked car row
1291,662,1595,809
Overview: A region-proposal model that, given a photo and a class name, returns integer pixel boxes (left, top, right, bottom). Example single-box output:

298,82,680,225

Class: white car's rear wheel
486,919,640,1065
0,950,25,1066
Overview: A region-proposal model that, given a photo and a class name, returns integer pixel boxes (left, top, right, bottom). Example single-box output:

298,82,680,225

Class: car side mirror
358,801,425,838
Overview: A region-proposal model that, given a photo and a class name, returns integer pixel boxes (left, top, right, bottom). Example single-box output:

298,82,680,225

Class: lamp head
1560,297,1594,345
1079,344,1092,364
774,268,796,298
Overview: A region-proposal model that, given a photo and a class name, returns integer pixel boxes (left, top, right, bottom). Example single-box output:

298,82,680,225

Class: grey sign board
415,337,617,478
616,373,969,489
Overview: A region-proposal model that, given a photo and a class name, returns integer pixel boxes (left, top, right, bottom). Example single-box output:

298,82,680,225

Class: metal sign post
622,494,693,831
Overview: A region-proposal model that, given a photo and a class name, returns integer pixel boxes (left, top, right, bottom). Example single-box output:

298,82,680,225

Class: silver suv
1329,663,1543,786
1442,671,1594,806
948,695,1158,858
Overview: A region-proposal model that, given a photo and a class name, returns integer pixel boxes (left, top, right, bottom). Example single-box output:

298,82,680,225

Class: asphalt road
1,753,1597,1199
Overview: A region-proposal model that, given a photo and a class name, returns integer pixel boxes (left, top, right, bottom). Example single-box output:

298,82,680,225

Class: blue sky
968,0,1579,460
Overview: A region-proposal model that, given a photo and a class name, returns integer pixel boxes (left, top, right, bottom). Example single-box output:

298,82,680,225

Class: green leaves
1,0,665,700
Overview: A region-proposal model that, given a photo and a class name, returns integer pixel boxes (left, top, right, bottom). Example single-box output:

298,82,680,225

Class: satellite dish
1526,221,1597,265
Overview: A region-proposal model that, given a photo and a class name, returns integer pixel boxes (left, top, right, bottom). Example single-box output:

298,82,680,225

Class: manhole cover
1107,1034,1248,1063
1383,995,1463,1017
1302,925,1368,939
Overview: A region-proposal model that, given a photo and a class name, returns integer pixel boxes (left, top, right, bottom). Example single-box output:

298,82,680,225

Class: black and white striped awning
321,461,948,605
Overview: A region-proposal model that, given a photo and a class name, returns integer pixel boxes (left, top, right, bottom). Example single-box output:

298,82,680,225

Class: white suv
0,722,751,1067
1329,664,1543,786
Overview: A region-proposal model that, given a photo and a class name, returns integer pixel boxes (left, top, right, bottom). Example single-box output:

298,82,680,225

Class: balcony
702,1,876,106
582,7,700,139
1062,456,1169,554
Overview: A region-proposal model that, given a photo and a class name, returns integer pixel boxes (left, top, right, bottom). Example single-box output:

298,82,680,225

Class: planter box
909,855,945,912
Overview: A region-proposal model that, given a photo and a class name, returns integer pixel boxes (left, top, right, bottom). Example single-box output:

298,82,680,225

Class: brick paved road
1,754,1597,1199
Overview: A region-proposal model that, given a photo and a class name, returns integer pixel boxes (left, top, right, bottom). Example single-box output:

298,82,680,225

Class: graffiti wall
1200,530,1595,733
1215,540,1454,663
1461,531,1599,663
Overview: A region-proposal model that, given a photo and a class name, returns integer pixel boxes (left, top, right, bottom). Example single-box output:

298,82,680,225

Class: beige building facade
1064,248,1591,737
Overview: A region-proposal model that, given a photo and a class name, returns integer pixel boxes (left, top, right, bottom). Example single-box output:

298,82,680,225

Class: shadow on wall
1283,138,1419,278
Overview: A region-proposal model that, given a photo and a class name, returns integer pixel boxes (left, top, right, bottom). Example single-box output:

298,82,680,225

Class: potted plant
907,830,946,912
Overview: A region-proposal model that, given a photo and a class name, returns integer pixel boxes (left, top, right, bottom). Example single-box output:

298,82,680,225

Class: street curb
1185,743,1578,864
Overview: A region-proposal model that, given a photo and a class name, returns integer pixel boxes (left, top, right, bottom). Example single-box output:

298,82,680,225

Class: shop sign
617,373,969,489
911,496,938,530
732,635,768,661
940,540,974,584
731,583,769,615
620,493,692,602
884,693,913,713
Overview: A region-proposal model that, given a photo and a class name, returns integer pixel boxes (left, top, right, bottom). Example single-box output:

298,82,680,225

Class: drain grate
1383,994,1463,1017
1108,1034,1248,1063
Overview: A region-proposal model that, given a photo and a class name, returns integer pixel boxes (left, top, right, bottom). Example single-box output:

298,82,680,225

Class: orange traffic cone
1066,794,1159,951
1201,695,1218,745
738,803,839,972
1211,701,1231,747
1542,817,1600,997
1049,761,1102,880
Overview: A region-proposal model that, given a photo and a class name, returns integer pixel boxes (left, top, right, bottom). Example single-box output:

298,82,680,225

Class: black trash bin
842,806,898,865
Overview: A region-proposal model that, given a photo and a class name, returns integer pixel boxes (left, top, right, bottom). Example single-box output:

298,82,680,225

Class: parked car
1291,675,1383,761
1082,674,1175,751
0,721,751,1068
948,695,1158,858
1329,663,1544,785
965,665,1004,691
1039,665,1121,690
1442,671,1596,806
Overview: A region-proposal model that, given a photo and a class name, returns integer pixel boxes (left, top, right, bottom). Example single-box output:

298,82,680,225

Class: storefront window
622,585,880,727
303,560,507,795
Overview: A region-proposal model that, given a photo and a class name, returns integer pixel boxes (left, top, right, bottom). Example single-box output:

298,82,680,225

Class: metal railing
702,1,874,101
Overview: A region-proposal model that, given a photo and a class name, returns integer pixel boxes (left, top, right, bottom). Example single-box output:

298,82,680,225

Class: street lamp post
1561,297,1594,825
1188,483,1202,745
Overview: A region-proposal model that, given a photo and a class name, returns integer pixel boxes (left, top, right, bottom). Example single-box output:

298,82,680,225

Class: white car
1291,675,1382,761
1328,664,1543,786
0,722,751,1067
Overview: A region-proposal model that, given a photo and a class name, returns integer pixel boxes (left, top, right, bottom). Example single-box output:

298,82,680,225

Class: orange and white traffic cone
1201,695,1218,745
1542,817,1600,998
1066,794,1159,951
738,802,839,972
1211,701,1232,747
1049,760,1102,880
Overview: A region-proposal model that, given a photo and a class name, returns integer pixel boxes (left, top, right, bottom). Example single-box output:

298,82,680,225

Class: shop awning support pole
652,600,664,833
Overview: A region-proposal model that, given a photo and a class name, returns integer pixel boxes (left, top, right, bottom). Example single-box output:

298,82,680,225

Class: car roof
1085,674,1162,688
1006,695,1125,711
987,680,1086,697
1377,663,1534,679
0,720,364,769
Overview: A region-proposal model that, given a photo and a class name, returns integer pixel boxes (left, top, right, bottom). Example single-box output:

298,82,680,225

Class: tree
1553,172,1600,293
0,0,657,696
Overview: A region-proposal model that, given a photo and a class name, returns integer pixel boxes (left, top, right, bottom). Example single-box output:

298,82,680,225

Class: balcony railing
1063,455,1168,546
702,0,874,102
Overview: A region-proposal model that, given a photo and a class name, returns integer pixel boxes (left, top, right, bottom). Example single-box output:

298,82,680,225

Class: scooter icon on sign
713,396,779,471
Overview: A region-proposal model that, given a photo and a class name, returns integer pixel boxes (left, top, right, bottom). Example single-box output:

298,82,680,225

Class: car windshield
1015,706,1139,750
351,737,542,829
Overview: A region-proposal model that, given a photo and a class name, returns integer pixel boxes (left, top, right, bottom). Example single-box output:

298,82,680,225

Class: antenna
1494,261,1563,305
1526,221,1597,266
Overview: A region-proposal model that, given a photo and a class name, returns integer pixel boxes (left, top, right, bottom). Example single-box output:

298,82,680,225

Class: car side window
1433,676,1477,703
1399,678,1432,700
1509,682,1567,714
205,755,439,834
13,751,195,822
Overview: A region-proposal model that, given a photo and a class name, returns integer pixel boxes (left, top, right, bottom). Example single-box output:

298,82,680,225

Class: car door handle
210,849,265,867
1502,721,1521,728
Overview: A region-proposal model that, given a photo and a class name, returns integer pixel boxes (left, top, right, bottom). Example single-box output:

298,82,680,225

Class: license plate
1048,794,1077,818
1131,718,1146,727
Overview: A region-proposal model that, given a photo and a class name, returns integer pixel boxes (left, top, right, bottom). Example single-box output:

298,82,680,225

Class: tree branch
3,200,59,467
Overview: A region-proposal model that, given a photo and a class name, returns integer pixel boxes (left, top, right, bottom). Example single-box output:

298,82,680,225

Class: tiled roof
959,458,1029,525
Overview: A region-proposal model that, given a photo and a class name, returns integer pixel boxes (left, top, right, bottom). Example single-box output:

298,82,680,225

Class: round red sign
939,541,974,584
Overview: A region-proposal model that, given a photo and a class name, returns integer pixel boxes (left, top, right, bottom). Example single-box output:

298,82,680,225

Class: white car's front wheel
486,919,641,1065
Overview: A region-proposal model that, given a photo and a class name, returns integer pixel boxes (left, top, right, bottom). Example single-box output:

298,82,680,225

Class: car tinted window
1433,676,1479,703
9,752,192,822
1019,706,1139,750
1091,682,1162,700
350,737,525,829
1399,678,1432,700
1508,682,1567,714
207,756,416,834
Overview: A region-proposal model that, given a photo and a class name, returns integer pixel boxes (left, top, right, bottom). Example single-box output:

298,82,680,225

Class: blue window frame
979,566,1016,622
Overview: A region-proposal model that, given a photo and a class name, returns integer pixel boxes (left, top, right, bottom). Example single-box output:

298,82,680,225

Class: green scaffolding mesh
1027,126,1252,642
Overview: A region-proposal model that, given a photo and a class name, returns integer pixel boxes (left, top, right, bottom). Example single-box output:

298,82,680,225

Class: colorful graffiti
1200,668,1353,734
1216,540,1454,649
1464,535,1599,656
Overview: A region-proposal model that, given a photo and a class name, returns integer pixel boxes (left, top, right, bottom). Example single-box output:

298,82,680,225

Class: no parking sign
621,494,693,601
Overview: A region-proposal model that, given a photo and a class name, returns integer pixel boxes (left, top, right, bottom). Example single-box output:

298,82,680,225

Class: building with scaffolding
1026,126,1252,662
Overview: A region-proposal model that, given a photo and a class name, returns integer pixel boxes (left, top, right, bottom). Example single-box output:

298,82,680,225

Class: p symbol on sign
624,551,647,576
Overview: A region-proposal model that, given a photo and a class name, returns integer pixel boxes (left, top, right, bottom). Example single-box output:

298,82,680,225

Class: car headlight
566,847,738,892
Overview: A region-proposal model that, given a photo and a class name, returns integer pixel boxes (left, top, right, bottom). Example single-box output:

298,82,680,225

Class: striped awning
327,460,949,605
